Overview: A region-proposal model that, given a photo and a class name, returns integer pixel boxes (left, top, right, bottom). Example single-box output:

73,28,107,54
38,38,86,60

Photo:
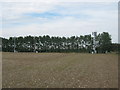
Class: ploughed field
2,52,118,88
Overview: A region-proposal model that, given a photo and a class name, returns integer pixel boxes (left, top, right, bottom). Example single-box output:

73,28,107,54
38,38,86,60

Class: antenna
34,36,38,53
92,32,97,53
38,37,41,52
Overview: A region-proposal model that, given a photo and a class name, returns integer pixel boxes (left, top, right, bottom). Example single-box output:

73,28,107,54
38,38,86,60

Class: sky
0,0,118,43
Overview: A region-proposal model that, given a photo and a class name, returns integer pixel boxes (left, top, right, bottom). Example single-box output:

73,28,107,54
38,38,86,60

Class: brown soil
2,52,118,88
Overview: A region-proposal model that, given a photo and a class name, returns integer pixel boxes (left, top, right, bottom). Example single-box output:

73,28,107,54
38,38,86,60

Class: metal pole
92,32,97,54
34,36,38,53
39,37,41,52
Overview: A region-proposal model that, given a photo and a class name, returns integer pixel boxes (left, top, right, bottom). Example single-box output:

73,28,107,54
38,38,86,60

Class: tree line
1,32,119,53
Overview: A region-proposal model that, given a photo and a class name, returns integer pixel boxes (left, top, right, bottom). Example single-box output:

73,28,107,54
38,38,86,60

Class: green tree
98,32,112,53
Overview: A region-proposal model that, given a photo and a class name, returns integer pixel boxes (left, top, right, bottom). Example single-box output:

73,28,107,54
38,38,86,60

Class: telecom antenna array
34,36,38,53
92,32,97,53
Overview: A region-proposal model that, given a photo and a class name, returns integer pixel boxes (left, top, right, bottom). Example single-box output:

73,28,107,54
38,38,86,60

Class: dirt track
2,52,118,88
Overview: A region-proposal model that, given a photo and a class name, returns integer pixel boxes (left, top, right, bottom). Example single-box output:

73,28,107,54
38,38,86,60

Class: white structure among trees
92,32,97,53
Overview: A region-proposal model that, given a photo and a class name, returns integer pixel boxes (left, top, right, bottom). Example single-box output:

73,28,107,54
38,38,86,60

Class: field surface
2,52,118,88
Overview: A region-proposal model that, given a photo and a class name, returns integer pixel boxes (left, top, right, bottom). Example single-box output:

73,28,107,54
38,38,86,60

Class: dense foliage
1,32,118,53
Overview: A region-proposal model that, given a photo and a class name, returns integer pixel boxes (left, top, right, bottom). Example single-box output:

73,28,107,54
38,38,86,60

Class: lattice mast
92,32,97,53
34,36,38,53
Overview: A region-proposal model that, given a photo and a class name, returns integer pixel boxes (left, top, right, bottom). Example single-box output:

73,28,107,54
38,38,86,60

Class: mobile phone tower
92,32,97,53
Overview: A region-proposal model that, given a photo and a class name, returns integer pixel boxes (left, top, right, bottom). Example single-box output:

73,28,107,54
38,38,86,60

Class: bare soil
2,52,118,88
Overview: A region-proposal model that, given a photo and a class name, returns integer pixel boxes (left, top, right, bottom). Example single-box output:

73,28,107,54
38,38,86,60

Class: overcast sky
1,1,118,43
